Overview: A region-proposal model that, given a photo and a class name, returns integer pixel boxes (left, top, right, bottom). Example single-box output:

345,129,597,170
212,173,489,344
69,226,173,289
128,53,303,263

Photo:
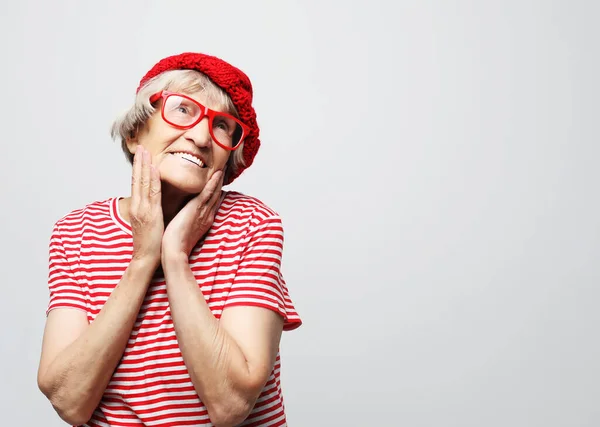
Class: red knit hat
136,52,260,185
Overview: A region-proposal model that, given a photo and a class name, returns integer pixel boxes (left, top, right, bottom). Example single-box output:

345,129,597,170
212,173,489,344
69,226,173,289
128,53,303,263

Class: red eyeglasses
149,91,249,151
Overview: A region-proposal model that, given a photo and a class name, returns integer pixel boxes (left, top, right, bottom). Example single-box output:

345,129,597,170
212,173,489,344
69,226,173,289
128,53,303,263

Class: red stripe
46,192,300,426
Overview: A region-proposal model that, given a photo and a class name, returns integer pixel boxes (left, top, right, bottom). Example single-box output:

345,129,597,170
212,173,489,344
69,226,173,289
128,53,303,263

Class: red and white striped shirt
46,191,302,427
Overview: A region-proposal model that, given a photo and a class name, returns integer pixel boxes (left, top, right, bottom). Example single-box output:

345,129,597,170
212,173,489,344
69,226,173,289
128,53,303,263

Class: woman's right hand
130,146,164,267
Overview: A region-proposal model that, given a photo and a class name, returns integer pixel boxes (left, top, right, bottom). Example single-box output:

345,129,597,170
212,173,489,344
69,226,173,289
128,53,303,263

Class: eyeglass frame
149,90,249,151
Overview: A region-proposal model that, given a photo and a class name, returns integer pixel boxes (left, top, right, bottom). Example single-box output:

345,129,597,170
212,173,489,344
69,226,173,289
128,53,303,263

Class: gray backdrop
1,0,598,426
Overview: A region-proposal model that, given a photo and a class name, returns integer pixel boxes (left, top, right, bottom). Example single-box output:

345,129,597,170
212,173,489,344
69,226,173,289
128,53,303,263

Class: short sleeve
223,216,302,331
46,223,86,316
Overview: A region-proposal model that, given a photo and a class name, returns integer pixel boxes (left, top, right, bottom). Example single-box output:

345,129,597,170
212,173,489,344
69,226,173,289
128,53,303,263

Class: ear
125,129,139,155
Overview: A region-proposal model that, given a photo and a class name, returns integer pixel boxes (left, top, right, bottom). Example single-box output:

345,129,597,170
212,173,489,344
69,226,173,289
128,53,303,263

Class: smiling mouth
171,152,206,168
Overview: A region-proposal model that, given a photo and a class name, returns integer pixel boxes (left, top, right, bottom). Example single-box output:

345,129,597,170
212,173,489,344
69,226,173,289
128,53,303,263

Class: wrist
131,248,161,266
126,256,160,281
161,248,189,268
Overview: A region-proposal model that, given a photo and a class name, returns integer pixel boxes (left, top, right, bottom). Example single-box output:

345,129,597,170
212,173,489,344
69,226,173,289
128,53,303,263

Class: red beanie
136,52,260,185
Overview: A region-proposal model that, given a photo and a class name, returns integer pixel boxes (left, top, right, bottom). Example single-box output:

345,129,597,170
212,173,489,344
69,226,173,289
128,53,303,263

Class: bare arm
37,259,156,425
160,170,286,426
38,146,164,425
162,253,283,427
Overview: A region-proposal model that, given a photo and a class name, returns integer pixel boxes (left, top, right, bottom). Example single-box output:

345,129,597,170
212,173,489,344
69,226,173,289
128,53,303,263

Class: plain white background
1,0,599,426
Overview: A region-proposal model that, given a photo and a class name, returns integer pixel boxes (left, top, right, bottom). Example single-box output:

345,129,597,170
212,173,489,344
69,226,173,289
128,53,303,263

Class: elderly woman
37,52,302,427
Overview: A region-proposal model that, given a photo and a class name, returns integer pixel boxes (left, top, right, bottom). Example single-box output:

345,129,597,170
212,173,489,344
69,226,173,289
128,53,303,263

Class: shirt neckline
110,197,132,235
109,192,230,237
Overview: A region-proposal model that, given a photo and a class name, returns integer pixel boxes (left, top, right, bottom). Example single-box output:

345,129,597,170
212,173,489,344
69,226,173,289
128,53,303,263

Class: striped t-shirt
46,191,302,426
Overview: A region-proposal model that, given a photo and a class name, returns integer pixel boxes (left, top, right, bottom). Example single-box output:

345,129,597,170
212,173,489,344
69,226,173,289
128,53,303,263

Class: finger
202,179,224,222
209,191,223,220
131,146,142,202
192,171,222,216
208,176,223,207
192,188,222,229
187,170,223,213
201,170,223,202
141,148,151,198
149,164,161,203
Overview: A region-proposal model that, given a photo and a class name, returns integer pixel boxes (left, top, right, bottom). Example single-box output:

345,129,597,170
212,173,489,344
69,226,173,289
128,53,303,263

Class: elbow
38,372,94,426
209,405,252,427
195,366,267,426
53,405,94,427
206,394,255,427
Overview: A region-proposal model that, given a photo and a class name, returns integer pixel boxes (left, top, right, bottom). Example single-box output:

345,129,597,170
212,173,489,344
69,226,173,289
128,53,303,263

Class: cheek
153,153,170,167
213,148,231,169
142,122,180,153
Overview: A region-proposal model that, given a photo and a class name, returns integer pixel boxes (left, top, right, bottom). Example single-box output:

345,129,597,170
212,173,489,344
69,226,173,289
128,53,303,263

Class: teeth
173,152,204,167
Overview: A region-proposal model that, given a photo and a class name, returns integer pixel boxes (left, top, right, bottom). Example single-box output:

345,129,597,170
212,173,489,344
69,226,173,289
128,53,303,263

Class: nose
183,117,212,149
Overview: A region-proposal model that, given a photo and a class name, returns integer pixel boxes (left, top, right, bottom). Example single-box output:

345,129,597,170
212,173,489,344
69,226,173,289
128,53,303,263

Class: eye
165,96,198,117
214,118,230,132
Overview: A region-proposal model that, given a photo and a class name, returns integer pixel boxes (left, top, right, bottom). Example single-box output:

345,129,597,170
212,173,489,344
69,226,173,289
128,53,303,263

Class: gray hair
110,69,245,183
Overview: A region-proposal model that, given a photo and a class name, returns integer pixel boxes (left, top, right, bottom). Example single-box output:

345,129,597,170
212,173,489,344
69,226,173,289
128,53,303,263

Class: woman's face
127,91,231,195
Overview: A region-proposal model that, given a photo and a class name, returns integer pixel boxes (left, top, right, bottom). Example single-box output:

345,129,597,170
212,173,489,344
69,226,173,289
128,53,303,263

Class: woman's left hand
162,170,224,259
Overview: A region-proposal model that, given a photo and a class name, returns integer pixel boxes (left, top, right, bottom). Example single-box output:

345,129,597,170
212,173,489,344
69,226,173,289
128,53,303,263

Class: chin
159,164,207,194
161,176,207,195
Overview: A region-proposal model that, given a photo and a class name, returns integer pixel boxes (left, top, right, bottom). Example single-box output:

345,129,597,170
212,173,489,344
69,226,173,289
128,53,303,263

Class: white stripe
47,195,297,425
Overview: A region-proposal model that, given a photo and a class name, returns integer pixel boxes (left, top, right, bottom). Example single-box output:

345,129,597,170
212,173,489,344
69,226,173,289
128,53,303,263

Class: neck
160,182,193,225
